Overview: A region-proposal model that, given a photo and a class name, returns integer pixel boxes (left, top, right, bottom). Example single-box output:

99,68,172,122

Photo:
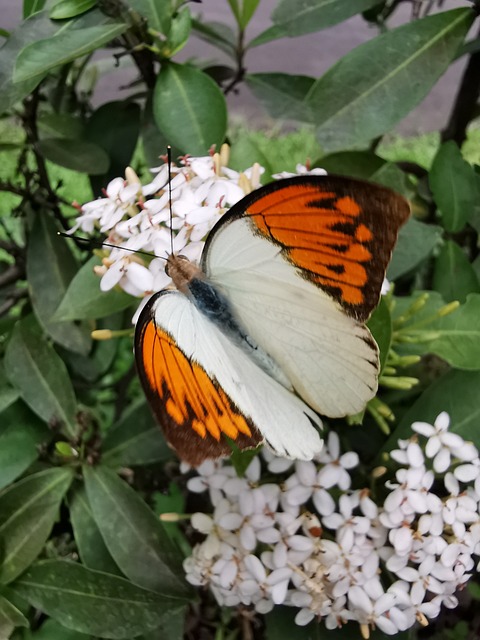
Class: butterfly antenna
57,232,166,261
167,145,174,256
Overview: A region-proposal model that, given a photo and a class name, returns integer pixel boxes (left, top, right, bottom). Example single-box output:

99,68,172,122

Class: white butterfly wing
136,290,323,463
203,217,379,417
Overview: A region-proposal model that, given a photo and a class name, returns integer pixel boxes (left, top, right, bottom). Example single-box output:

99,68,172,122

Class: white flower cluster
70,147,267,298
183,413,480,638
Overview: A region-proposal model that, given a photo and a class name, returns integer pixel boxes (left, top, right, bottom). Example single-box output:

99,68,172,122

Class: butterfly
134,175,410,466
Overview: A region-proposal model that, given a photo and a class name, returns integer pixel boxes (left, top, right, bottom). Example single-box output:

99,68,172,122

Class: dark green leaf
432,240,480,303
0,11,58,114
228,136,273,183
246,73,314,122
0,594,28,634
37,138,110,174
14,21,128,82
38,112,85,139
0,402,50,490
153,62,227,155
317,151,385,179
308,9,473,152
370,163,414,199
50,0,97,19
102,400,171,467
0,364,20,414
367,297,391,374
265,606,321,639
429,141,477,232
4,316,78,438
141,93,182,169
85,101,141,196
0,468,73,584
27,214,91,355
54,256,134,321
382,369,480,453
24,618,90,639
83,466,191,597
12,560,184,639
24,0,47,18
140,605,187,640
69,484,122,575
387,217,442,281
394,292,480,370
127,0,172,36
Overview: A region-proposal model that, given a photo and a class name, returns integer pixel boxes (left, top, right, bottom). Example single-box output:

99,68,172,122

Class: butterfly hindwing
135,290,323,464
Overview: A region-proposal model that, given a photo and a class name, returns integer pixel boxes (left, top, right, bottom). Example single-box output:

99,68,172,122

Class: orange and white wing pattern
204,175,410,322
135,291,323,465
203,175,410,418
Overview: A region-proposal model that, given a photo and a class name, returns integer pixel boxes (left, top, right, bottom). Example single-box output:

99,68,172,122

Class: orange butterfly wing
204,176,410,322
135,299,262,465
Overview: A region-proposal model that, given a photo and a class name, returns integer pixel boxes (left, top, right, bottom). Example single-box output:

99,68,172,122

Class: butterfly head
166,253,203,294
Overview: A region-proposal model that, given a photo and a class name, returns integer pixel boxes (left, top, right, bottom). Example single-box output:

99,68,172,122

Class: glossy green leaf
0,468,73,584
127,0,171,35
394,292,480,371
382,369,480,453
4,316,78,438
0,402,50,490
12,560,184,639
0,594,28,634
317,151,385,179
69,485,122,575
367,297,391,374
163,7,191,57
153,62,227,155
0,11,58,114
54,256,134,321
37,138,110,174
432,240,480,303
102,400,171,467
50,0,97,19
24,0,47,18
85,101,141,195
83,466,190,597
308,9,473,152
246,73,314,122
387,217,442,281
14,21,128,82
250,0,379,46
27,214,91,355
429,141,477,232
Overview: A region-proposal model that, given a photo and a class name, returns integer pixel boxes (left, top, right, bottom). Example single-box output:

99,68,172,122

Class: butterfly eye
165,254,191,278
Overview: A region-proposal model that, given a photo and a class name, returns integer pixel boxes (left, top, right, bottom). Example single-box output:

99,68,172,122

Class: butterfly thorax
166,253,290,389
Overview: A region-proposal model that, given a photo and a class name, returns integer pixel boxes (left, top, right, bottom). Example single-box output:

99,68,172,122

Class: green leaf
69,485,122,575
387,217,442,281
382,369,480,452
54,256,134,321
50,0,97,20
4,316,78,438
37,138,110,174
127,0,172,36
12,560,184,639
14,21,128,82
369,163,414,199
191,19,236,58
240,0,260,29
27,214,92,355
83,466,191,598
24,0,47,18
153,62,227,155
24,618,90,639
308,9,473,152
102,400,171,467
367,297,391,374
163,7,191,57
0,11,58,114
265,606,321,639
38,111,85,139
317,151,385,179
432,240,480,303
0,364,20,414
394,292,480,371
228,136,273,183
0,594,28,633
0,402,50,490
429,141,477,232
140,605,187,640
0,468,73,584
245,73,314,122
226,0,241,25
85,101,141,195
